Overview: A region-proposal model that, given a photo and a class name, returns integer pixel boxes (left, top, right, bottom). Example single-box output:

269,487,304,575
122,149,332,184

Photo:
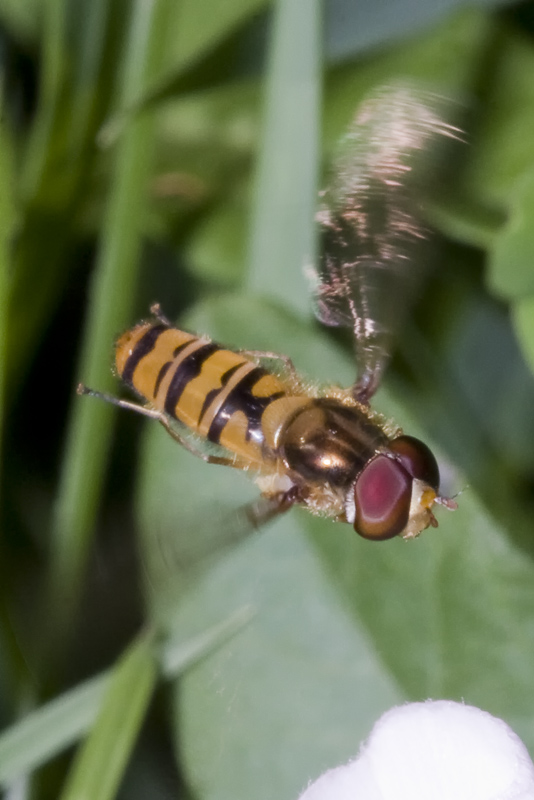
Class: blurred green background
1,0,534,798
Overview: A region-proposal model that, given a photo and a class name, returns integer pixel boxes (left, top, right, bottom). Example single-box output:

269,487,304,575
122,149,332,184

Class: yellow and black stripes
206,366,285,446
115,322,289,464
120,323,169,388
162,341,220,419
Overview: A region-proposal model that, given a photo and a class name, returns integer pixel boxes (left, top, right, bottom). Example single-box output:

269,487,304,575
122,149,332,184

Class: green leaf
323,8,496,150
512,294,534,378
185,187,250,287
177,514,404,800
458,28,534,297
100,0,269,143
160,0,268,73
488,168,534,299
463,27,534,207
324,0,516,63
135,296,534,798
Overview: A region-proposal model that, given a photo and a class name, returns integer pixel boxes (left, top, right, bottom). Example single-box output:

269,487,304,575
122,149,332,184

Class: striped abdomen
115,322,290,465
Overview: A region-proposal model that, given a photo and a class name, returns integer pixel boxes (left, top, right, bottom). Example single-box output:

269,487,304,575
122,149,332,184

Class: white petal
298,701,534,800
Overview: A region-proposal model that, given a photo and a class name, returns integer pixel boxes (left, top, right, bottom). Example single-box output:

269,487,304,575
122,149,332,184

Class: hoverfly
79,85,459,541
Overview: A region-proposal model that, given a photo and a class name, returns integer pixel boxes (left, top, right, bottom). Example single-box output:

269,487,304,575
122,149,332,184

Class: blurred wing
312,84,462,402
144,491,297,611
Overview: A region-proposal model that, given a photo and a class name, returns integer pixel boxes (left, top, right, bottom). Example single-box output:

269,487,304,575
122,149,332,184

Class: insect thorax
279,398,389,492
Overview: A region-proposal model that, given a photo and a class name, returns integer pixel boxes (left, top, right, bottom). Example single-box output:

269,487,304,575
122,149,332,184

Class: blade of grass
45,0,170,661
66,0,111,162
248,0,321,316
0,102,24,715
8,2,115,397
20,0,68,201
58,633,157,800
0,673,105,791
0,608,253,790
21,0,111,198
99,2,268,146
0,0,39,44
0,110,17,483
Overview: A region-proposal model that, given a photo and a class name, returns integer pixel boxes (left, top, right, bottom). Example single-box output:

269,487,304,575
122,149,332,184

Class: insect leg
78,384,240,468
243,485,301,530
156,413,245,469
352,373,379,406
238,349,303,390
149,303,172,327
195,486,302,562
77,384,162,420
153,486,302,581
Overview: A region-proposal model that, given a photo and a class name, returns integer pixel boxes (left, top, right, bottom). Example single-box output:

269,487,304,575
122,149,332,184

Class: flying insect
79,85,459,541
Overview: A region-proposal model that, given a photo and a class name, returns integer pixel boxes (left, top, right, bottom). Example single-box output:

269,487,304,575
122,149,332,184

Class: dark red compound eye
389,435,440,491
353,455,412,540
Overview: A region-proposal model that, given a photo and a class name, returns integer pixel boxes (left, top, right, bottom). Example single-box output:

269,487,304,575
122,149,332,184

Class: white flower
298,700,534,800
